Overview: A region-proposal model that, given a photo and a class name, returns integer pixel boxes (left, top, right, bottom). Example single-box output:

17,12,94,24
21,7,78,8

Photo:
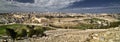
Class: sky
0,0,120,13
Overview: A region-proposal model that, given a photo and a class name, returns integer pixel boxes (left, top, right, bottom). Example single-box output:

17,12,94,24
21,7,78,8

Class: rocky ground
87,27,120,42
32,27,120,42
1,27,120,42
32,29,107,42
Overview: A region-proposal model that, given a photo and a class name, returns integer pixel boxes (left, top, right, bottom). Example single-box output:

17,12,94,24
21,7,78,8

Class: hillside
0,13,120,42
12,27,120,42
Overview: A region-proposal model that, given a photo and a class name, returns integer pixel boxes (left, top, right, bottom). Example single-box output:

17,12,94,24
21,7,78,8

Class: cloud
0,0,84,12
6,0,82,9
60,6,120,13
0,0,120,13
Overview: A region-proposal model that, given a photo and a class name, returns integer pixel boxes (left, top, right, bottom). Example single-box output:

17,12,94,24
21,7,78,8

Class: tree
34,29,41,36
26,25,47,37
26,25,35,30
19,29,27,38
26,25,35,37
6,28,17,42
42,27,47,31
34,27,47,37
28,30,35,37
40,27,47,37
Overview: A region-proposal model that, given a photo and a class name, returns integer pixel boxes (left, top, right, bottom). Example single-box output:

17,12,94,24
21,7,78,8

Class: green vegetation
0,24,26,35
84,18,106,24
49,20,120,30
0,24,54,41
74,21,120,29
109,21,120,27
74,24,96,30
6,28,17,42
27,25,47,37
17,29,27,38
84,18,106,21
0,24,53,36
